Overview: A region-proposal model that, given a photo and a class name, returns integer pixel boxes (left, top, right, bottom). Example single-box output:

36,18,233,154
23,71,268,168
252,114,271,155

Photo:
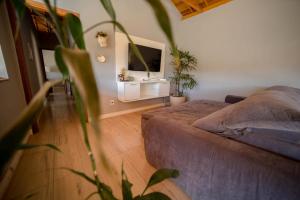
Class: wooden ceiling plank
180,0,232,20
182,11,202,20
25,0,79,17
202,0,231,12
171,0,186,15
182,0,202,11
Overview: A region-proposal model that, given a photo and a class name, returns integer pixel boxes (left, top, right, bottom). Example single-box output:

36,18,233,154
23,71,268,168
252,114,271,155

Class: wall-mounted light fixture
96,54,106,63
96,31,108,47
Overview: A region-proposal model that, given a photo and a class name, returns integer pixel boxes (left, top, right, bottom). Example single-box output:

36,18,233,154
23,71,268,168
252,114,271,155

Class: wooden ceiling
171,0,232,20
26,0,79,33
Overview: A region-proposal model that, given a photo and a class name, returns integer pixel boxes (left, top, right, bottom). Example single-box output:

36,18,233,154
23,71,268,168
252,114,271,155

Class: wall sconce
96,31,108,47
96,54,106,63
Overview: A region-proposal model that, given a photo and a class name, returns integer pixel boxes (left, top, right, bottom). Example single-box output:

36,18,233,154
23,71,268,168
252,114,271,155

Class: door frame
6,2,39,133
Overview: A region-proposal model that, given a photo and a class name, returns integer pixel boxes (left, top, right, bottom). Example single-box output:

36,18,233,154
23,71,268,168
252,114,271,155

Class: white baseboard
0,130,32,199
100,103,165,119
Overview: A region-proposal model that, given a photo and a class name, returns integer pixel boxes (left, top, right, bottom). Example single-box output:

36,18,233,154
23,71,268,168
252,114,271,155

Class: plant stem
43,0,67,47
141,187,148,196
83,20,114,34
41,2,106,196
29,8,64,46
177,78,180,96
72,84,103,199
177,68,182,96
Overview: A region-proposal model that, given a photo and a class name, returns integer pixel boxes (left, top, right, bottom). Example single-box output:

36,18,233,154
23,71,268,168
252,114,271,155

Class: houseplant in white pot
169,47,198,106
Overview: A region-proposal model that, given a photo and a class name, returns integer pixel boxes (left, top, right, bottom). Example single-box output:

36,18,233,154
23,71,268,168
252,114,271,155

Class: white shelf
117,80,170,102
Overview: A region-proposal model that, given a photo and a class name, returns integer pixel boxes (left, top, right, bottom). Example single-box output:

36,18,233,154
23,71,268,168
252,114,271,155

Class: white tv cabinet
117,80,170,102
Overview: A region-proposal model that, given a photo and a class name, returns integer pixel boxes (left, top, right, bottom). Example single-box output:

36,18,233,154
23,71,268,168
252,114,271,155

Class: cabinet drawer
159,82,170,96
124,83,140,100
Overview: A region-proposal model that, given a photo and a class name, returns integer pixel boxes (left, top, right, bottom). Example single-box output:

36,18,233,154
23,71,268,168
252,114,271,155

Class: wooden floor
3,88,190,200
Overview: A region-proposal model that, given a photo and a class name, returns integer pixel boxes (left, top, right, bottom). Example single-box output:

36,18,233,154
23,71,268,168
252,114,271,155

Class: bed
142,87,300,200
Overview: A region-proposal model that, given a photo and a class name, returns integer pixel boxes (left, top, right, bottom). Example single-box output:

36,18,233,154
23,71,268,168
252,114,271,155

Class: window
0,44,9,80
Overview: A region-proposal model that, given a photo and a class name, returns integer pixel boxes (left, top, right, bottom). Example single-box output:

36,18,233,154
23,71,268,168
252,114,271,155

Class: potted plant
169,47,198,106
96,31,108,47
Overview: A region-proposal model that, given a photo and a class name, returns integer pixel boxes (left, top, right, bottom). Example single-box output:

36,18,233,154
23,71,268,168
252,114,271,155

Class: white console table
117,80,170,102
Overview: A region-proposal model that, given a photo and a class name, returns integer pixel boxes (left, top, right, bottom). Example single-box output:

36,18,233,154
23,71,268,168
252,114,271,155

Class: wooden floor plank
2,88,190,200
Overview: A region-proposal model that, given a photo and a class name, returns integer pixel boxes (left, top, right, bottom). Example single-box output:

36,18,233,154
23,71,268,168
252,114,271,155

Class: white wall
54,0,172,114
42,50,63,80
43,0,300,111
168,0,300,100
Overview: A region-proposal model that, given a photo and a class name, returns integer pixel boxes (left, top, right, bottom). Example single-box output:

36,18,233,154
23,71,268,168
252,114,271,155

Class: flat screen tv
128,44,162,72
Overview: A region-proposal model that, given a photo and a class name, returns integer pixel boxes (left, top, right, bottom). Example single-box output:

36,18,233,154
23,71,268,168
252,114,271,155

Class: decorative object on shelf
118,68,133,81
169,46,198,106
96,54,106,63
96,31,108,47
118,73,125,81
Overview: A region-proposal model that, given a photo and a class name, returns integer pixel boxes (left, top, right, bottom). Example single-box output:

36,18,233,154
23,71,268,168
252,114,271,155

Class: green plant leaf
122,179,133,200
100,189,118,200
61,48,100,133
145,0,174,48
145,0,179,68
0,80,61,173
9,0,26,40
16,143,62,152
134,192,171,200
99,0,116,20
11,0,25,13
43,0,68,46
64,167,116,200
11,0,26,19
142,169,179,194
181,74,197,90
114,21,149,72
122,164,133,200
63,168,97,185
63,167,116,200
84,191,98,200
71,84,116,200
55,46,69,78
65,13,86,49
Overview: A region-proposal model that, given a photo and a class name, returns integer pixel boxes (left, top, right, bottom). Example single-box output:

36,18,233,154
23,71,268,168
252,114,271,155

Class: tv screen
128,44,162,72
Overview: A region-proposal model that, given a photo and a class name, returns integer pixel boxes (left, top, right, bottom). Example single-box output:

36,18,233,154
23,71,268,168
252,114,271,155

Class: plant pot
170,96,186,106
97,36,108,47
